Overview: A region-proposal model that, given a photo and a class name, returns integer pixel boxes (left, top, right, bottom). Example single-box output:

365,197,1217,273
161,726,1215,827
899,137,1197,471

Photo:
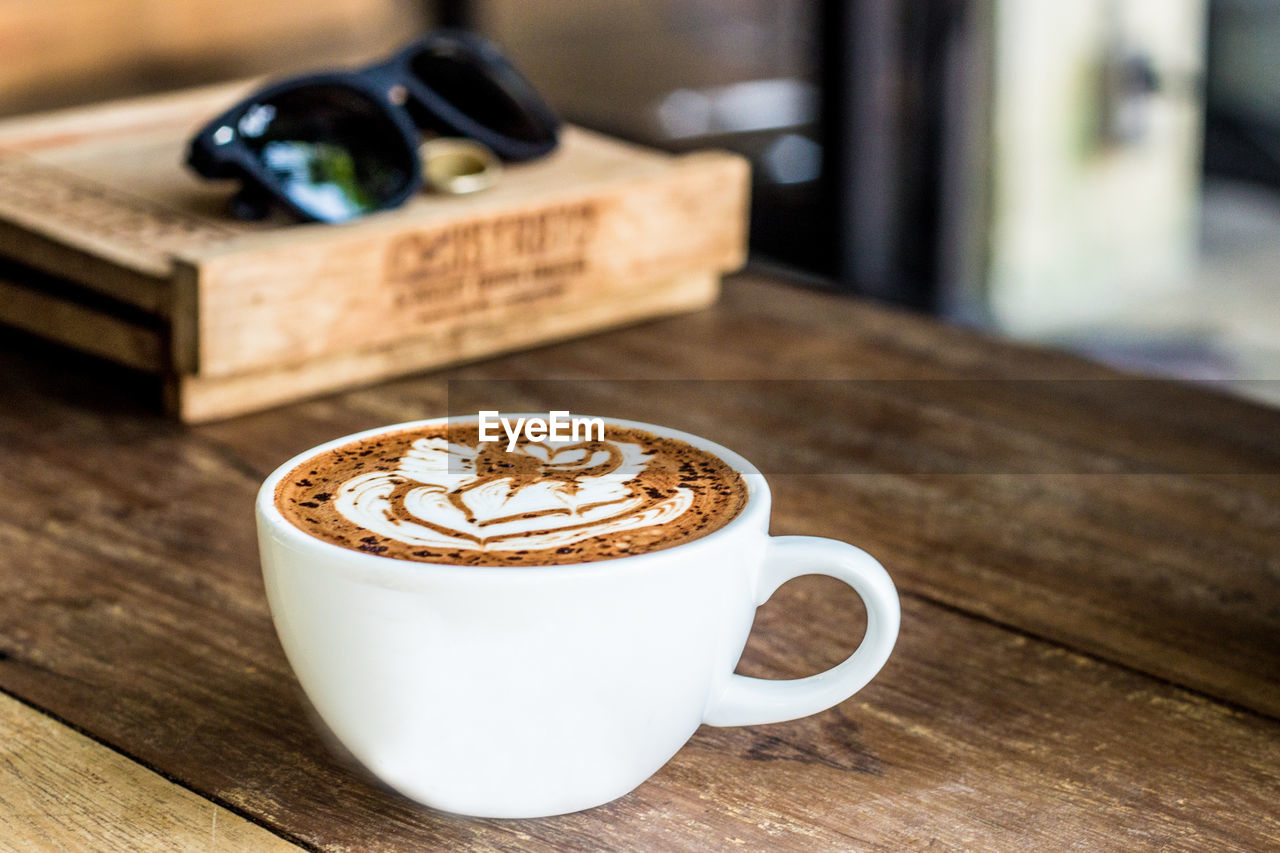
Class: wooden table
2,272,1277,851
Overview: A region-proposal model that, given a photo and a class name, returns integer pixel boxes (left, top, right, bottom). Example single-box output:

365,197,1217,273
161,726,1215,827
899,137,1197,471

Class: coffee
274,421,747,565
258,417,899,817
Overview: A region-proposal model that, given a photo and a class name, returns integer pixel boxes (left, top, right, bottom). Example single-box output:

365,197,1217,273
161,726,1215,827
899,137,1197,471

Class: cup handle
703,536,900,727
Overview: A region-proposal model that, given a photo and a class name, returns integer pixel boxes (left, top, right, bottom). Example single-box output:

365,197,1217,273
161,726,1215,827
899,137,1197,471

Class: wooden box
0,84,749,422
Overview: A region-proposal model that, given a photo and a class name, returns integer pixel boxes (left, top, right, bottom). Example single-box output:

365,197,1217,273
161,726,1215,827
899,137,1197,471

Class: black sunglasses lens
409,45,548,143
237,85,414,222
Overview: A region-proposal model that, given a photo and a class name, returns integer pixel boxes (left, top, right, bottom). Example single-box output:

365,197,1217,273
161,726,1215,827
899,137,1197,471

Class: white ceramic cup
256,416,899,818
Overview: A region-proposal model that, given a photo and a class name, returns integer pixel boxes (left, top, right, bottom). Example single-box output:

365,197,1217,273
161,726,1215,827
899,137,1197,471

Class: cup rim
256,414,770,579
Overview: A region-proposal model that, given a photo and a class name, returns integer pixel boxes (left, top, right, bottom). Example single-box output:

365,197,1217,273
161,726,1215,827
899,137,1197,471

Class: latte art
337,436,696,551
275,422,747,565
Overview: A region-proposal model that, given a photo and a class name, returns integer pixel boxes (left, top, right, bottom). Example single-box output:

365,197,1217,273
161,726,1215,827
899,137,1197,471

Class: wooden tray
0,83,749,421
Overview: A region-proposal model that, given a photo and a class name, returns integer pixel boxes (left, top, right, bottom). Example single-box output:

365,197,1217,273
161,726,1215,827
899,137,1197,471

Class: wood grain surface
167,270,721,422
0,692,301,851
0,272,1277,850
0,261,167,372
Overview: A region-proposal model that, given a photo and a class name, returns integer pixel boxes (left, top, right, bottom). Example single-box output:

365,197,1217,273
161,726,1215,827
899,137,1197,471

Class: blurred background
1,0,1276,404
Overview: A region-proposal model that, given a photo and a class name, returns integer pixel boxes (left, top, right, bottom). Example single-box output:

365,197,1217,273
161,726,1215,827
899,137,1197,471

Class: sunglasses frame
187,30,561,223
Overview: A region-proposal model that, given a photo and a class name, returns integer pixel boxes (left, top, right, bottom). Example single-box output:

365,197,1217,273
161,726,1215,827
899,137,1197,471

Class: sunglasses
186,30,560,223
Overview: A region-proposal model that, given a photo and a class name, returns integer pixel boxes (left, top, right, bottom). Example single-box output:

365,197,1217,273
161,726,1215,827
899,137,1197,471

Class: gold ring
419,138,501,195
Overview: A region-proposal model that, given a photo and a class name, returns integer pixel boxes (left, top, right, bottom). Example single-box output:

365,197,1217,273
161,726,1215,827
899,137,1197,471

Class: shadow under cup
255,415,898,818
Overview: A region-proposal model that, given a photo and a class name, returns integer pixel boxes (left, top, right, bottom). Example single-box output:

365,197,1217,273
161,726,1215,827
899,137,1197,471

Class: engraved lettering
380,203,602,328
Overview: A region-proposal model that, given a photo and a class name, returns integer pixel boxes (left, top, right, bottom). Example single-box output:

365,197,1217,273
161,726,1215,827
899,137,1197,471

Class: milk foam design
334,436,696,551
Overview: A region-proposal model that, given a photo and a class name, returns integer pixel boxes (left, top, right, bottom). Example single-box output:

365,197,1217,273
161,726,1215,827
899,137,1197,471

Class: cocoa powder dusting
275,423,747,566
